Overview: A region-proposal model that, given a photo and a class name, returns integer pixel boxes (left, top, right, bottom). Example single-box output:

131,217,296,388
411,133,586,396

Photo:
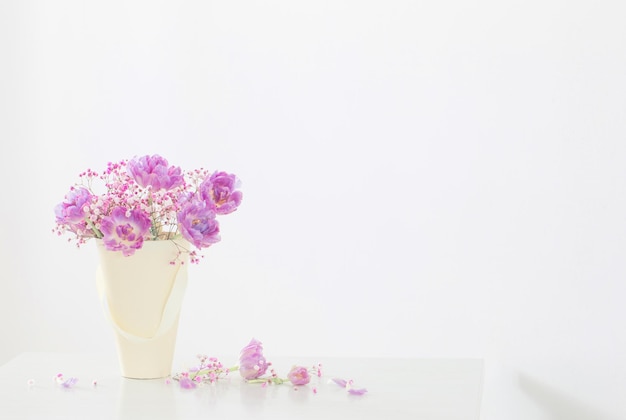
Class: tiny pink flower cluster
170,354,236,389
53,154,242,262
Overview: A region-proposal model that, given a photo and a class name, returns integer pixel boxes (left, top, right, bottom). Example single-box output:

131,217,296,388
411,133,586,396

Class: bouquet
53,154,242,263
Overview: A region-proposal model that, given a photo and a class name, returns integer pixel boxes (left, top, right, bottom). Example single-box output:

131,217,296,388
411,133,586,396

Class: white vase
95,239,189,379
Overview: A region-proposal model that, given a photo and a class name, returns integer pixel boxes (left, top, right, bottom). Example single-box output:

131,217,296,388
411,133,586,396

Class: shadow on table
517,373,609,420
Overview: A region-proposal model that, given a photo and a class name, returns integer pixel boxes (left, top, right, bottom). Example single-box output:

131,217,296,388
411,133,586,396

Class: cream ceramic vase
95,239,189,379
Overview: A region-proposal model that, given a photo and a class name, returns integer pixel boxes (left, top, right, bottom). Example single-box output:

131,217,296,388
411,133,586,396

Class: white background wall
2,1,625,419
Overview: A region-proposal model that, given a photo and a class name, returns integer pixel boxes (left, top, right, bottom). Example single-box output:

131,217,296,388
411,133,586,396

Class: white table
0,352,483,419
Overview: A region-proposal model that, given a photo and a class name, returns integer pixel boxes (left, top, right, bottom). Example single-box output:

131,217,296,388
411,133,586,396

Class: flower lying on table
237,338,319,387
238,338,270,380
287,366,312,386
170,338,367,396
53,154,242,263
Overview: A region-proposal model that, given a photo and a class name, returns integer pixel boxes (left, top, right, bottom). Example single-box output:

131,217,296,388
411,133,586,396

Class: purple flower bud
127,154,184,191
200,171,242,215
100,207,151,256
239,338,268,380
287,366,311,386
177,199,221,249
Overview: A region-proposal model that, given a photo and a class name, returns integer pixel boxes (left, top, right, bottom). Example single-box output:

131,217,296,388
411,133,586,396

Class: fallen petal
348,387,368,395
179,377,197,389
62,377,78,388
332,378,348,388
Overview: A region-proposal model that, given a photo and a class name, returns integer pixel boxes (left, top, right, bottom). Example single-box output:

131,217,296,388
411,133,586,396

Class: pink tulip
287,366,311,386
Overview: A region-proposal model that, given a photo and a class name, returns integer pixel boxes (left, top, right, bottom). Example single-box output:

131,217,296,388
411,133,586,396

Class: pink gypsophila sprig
171,355,237,388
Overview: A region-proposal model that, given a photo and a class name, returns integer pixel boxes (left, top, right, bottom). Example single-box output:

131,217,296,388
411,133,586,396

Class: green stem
247,377,289,385
85,218,103,238
189,365,239,380
147,192,159,239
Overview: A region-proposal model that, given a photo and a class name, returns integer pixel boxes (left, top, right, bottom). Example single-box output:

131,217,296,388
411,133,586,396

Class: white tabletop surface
0,352,483,420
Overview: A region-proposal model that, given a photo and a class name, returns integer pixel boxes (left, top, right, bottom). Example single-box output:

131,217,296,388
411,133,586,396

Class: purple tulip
54,187,93,231
239,338,268,380
100,207,151,256
200,171,242,215
287,366,311,386
177,199,221,249
127,154,184,191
